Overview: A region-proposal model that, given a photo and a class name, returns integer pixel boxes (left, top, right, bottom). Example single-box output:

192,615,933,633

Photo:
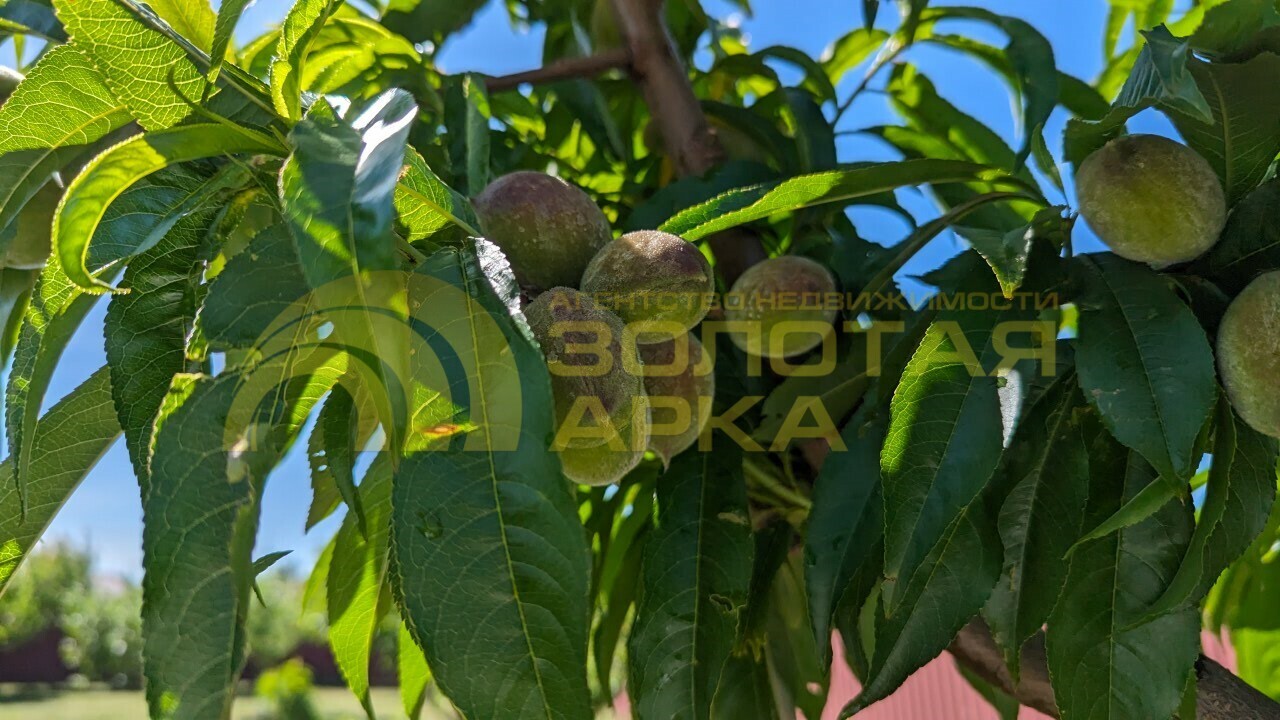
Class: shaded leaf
628,441,754,720
804,405,885,671
1140,398,1279,621
1046,429,1200,720
381,0,485,45
390,240,592,720
8,165,230,506
1075,254,1216,481
105,200,220,489
1172,52,1280,204
984,370,1090,680
0,0,66,41
55,127,276,293
1202,179,1280,295
880,259,1017,612
0,367,118,593
142,351,346,719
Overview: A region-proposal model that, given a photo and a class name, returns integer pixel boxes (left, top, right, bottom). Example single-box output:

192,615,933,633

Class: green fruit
639,332,714,466
724,255,838,359
525,287,645,452
1218,270,1280,438
557,400,651,486
580,230,713,341
473,171,613,292
1076,134,1226,267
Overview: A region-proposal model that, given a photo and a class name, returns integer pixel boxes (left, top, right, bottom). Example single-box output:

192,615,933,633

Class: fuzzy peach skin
1218,270,1280,439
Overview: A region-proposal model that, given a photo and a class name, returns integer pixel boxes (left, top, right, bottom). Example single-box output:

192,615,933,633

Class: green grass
0,686,450,720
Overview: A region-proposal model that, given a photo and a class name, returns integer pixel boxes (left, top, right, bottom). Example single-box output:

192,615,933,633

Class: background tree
0,0,1277,719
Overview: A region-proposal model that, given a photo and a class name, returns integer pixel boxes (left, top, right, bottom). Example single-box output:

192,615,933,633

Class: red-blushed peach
473,171,612,291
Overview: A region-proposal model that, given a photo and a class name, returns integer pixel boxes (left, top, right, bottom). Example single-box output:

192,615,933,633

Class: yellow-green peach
1218,271,1280,438
639,332,715,466
1076,134,1226,268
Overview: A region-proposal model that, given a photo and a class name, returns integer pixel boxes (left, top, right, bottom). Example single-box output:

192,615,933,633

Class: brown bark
950,619,1280,720
483,50,631,92
608,0,766,286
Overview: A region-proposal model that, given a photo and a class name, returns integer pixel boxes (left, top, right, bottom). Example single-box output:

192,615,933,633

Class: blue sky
26,0,1189,579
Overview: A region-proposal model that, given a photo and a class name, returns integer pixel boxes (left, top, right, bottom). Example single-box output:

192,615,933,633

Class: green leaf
712,654,780,720
381,0,485,45
281,92,415,455
1202,179,1280,295
922,7,1060,167
1233,625,1280,701
390,240,592,720
842,486,1003,716
804,406,885,671
199,222,311,350
306,383,373,531
1140,398,1279,621
53,0,212,129
463,75,490,197
1069,452,1175,549
395,148,481,244
880,259,1018,612
104,200,220,490
398,623,431,719
1075,253,1217,481
983,370,1090,680
0,0,66,41
628,441,754,720
766,555,829,720
1046,428,1200,720
209,0,253,83
55,127,278,293
328,454,392,719
142,352,346,719
0,268,36,361
139,0,215,52
7,165,228,504
960,207,1067,298
271,0,339,120
0,45,131,240
822,27,890,85
1172,52,1280,204
1191,0,1280,60
0,367,119,594
1063,26,1211,165
659,159,1031,241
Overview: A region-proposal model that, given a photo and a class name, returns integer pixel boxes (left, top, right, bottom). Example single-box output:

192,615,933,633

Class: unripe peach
639,332,714,466
557,400,651,486
579,230,713,340
473,172,612,291
1218,271,1280,438
1076,135,1226,267
723,255,838,359
525,287,644,451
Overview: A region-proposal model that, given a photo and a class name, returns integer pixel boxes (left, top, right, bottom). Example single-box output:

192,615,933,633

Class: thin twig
483,50,632,92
